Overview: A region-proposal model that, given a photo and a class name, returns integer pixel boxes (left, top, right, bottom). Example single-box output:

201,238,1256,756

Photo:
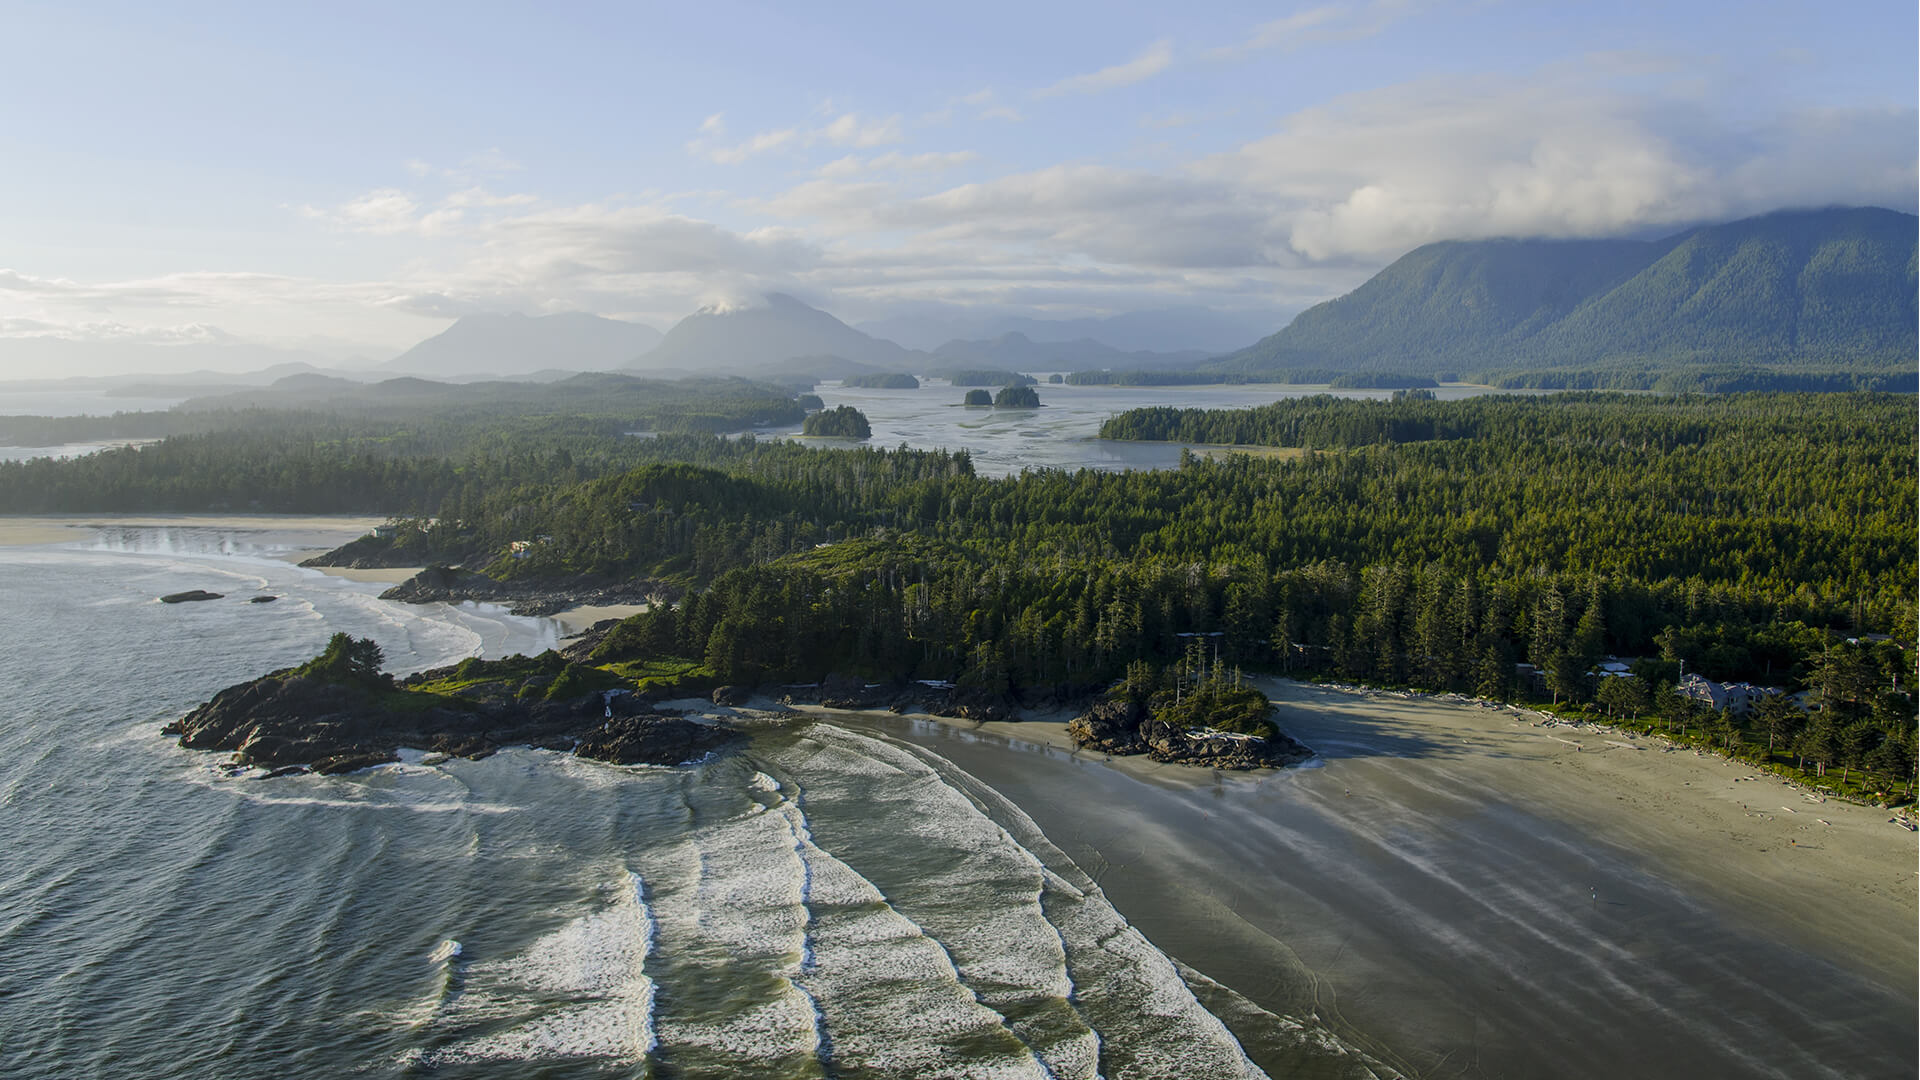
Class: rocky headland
165,635,739,775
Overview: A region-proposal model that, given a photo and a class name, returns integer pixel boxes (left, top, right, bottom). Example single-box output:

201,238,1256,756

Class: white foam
632,783,823,1068
782,798,1053,1080
428,938,462,964
417,870,657,1064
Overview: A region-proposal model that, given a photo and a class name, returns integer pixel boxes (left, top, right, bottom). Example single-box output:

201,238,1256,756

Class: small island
1067,659,1311,769
801,405,873,439
164,632,739,774
962,389,992,406
842,373,920,389
993,385,1041,408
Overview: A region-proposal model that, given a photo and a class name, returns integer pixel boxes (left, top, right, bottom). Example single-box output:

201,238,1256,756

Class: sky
1,0,1914,373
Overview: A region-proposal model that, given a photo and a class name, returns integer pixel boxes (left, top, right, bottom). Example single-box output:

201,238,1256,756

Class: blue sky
1,0,1914,370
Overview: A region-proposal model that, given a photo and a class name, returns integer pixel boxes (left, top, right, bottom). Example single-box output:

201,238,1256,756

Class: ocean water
0,527,1343,1079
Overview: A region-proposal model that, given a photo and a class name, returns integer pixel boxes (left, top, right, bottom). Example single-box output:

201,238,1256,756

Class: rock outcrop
574,714,737,766
376,565,674,618
165,670,739,775
161,590,223,603
1066,698,1314,769
1065,699,1149,754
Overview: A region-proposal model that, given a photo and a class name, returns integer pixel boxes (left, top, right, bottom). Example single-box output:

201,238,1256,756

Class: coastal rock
169,661,740,776
573,715,741,766
819,672,882,709
376,565,674,618
1066,698,1315,769
249,595,279,603
1065,699,1149,754
160,590,223,604
711,685,753,706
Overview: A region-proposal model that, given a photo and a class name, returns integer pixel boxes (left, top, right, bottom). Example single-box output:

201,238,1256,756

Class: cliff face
164,671,737,775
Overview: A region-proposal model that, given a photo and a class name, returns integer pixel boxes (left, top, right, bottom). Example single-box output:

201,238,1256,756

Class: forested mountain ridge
1214,207,1917,377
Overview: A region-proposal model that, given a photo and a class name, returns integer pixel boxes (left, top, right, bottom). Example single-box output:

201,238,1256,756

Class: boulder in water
161,590,223,604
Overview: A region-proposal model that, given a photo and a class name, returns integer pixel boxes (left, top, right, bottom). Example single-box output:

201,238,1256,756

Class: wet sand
0,514,385,548
835,680,1918,1080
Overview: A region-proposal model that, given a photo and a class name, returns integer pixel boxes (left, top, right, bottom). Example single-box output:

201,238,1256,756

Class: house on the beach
1678,672,1783,716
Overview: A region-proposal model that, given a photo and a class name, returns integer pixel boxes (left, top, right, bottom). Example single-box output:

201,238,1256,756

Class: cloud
300,185,539,237
818,112,903,148
1201,70,1918,259
12,57,1910,360
689,111,904,164
1038,39,1174,97
812,151,977,178
1208,1,1438,61
0,318,237,344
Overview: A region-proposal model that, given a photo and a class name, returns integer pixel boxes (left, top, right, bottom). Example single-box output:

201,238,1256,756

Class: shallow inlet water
763,379,1520,478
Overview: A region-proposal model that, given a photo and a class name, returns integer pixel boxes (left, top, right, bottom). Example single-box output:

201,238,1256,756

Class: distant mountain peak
384,311,662,378
638,293,919,373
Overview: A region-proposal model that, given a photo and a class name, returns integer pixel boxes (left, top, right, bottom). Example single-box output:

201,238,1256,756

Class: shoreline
0,512,389,548
808,678,1916,1079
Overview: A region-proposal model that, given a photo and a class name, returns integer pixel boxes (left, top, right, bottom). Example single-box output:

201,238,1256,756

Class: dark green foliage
298,633,387,687
994,385,1041,408
842,373,920,389
801,406,873,439
963,389,993,406
1048,374,1064,384
1148,652,1277,738
797,394,825,411
943,370,1037,387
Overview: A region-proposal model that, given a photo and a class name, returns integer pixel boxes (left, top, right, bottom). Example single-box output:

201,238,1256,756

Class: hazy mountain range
384,311,664,378
1215,207,1917,375
8,207,1910,391
856,306,1280,354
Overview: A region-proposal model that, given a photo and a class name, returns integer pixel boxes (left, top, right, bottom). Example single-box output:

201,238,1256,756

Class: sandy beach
824,679,1918,1080
0,514,386,548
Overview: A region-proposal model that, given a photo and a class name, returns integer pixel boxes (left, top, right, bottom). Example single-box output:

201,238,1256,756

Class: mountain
639,294,921,372
1216,207,1918,377
386,312,662,377
859,306,1280,355
930,332,1208,373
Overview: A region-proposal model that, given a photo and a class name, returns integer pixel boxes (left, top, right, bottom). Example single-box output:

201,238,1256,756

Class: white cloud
689,111,904,164
1037,39,1174,97
818,112,903,148
812,151,977,178
1209,1,1439,61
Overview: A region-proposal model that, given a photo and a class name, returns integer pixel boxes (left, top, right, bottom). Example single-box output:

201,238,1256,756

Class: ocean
0,525,1355,1079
